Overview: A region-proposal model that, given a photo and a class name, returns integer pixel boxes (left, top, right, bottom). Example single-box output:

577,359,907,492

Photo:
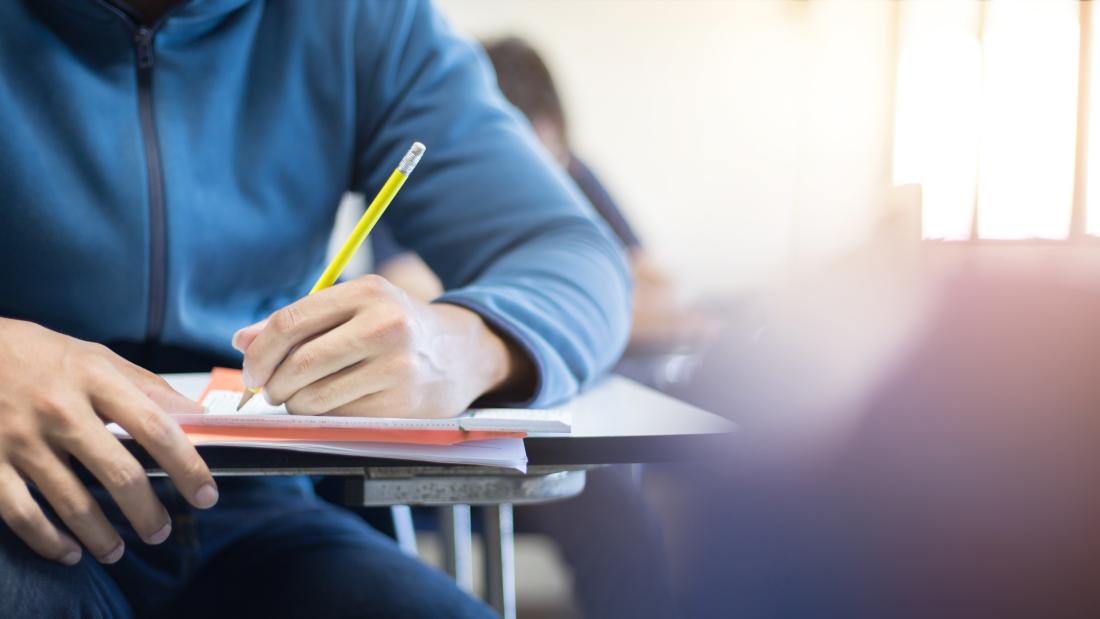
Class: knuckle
355,274,385,296
393,313,414,339
263,385,286,405
171,450,211,486
374,306,412,343
0,419,37,453
31,394,79,436
291,348,317,377
351,320,380,348
56,345,84,376
183,453,211,481
140,367,170,388
103,460,146,493
389,353,415,379
4,502,39,534
55,494,96,523
263,377,290,404
78,354,115,383
304,386,333,413
30,390,69,418
290,385,331,415
271,306,303,336
185,456,211,483
138,410,176,449
86,342,113,358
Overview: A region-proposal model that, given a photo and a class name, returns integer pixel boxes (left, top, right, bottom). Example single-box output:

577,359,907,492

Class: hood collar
55,0,252,26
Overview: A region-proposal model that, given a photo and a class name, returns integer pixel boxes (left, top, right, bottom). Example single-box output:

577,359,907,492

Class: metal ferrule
397,142,426,175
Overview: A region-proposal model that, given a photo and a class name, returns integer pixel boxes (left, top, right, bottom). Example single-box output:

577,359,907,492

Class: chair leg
483,503,516,619
439,505,475,592
391,505,418,557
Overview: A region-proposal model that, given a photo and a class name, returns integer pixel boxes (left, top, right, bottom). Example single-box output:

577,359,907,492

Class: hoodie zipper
132,25,167,343
98,2,170,344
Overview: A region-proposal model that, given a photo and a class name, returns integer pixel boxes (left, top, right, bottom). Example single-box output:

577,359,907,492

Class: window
893,1,1094,241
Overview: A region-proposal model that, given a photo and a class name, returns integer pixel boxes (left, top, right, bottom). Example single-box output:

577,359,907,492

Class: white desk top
161,373,734,467
164,373,734,440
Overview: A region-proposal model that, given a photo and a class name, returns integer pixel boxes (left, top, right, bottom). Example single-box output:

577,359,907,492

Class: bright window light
895,1,1081,241
977,0,1079,240
893,2,982,240
1087,2,1100,236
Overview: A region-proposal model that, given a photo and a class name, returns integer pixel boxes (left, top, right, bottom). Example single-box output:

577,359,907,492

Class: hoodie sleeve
350,0,631,407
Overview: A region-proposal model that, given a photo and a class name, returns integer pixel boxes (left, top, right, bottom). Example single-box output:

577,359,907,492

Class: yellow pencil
237,141,426,411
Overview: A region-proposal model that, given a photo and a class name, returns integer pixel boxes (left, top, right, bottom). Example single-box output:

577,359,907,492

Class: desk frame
195,463,589,619
139,373,734,617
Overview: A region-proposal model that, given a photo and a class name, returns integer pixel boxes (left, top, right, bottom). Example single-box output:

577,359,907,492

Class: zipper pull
134,27,155,69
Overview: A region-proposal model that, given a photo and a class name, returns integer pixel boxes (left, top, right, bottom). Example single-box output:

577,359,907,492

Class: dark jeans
0,477,495,619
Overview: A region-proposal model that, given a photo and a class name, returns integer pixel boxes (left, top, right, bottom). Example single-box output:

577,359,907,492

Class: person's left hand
232,275,531,417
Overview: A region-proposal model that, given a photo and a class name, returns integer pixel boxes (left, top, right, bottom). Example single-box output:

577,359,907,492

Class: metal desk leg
357,466,588,616
391,505,418,557
439,505,474,592
483,503,516,619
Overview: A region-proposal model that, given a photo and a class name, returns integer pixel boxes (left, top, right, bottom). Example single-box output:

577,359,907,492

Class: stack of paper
108,369,571,472
109,423,529,471
180,369,570,445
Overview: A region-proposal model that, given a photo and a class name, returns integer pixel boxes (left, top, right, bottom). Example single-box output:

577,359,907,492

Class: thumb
232,319,269,353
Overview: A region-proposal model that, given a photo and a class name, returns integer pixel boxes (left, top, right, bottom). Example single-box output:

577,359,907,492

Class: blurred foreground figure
677,257,1100,618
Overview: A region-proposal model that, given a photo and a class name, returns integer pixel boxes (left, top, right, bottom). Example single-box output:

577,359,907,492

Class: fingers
231,319,267,353
264,323,383,407
241,285,358,389
0,465,82,565
13,448,123,564
89,368,218,511
326,389,414,418
64,416,171,546
283,360,388,415
103,353,203,414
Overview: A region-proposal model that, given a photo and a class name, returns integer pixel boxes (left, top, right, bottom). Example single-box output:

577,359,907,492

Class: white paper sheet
179,389,570,434
107,423,527,472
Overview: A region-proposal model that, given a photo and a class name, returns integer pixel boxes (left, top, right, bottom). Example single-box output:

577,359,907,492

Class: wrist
428,302,534,401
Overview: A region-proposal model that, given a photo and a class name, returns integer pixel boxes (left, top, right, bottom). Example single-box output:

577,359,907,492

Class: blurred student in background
372,36,717,358
369,36,687,618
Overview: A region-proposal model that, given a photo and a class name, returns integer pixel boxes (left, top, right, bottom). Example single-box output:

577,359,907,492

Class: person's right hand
0,318,218,566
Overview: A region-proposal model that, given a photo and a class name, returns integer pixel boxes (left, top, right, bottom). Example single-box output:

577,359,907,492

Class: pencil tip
236,389,255,411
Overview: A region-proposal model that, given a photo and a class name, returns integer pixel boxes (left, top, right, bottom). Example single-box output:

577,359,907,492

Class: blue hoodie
0,0,631,406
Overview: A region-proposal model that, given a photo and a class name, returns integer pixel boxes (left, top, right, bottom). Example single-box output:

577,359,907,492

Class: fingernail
231,331,244,352
194,483,219,509
60,549,82,566
241,366,254,389
99,541,125,565
144,521,172,545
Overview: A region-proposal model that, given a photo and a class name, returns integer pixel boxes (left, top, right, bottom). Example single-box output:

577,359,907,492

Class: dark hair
482,36,567,138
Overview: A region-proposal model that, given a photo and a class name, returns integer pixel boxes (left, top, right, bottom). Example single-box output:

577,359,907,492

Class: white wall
434,0,899,295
